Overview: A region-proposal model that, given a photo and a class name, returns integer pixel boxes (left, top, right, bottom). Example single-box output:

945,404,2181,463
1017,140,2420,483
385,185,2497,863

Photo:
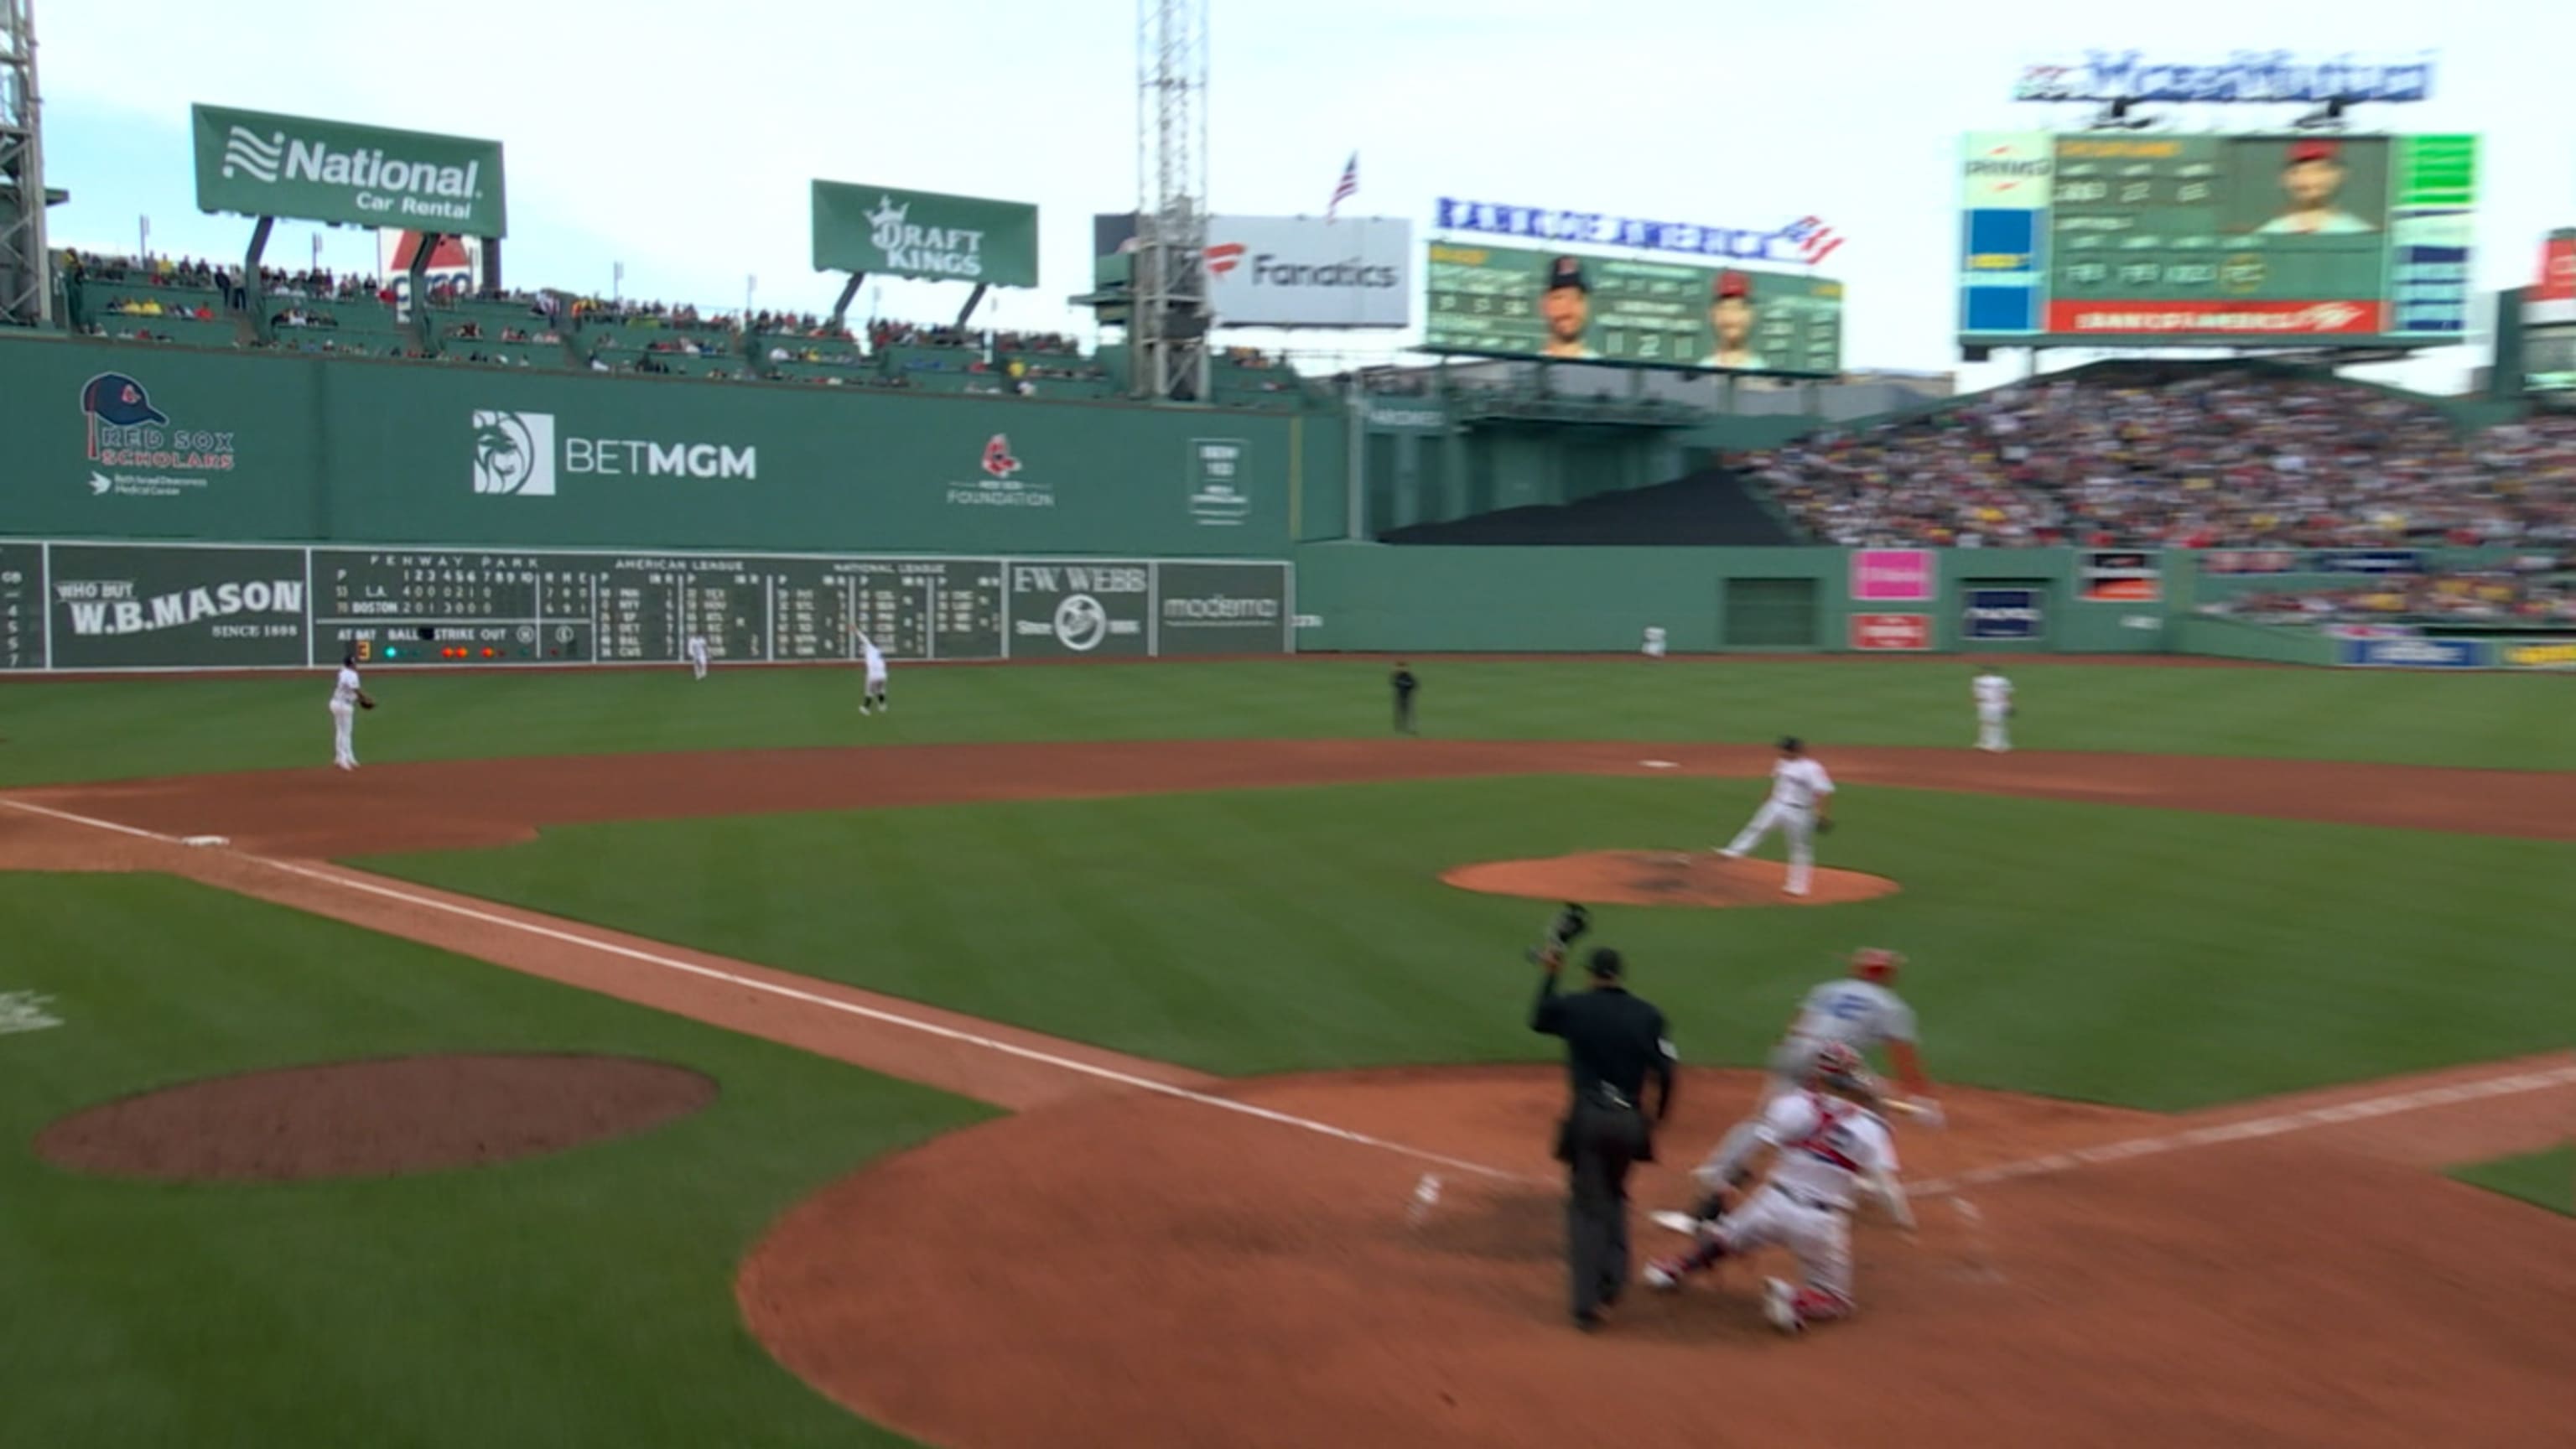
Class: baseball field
3,655,2572,1447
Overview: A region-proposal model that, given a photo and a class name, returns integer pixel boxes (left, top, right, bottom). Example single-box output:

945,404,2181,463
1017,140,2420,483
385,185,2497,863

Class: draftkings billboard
192,104,507,236
812,182,1040,288
1957,131,2476,349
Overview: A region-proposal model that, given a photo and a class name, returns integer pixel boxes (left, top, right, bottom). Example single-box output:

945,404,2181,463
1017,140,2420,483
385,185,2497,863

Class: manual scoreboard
313,549,1005,666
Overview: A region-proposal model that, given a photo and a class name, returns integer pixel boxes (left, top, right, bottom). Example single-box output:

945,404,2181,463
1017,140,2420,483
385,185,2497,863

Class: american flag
1781,216,1844,266
1327,153,1359,221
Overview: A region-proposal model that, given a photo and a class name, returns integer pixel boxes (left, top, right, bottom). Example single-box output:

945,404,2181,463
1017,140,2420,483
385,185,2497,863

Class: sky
25,0,2573,394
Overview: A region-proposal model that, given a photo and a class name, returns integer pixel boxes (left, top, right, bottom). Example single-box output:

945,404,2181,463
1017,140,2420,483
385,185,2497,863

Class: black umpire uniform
1530,943,1675,1330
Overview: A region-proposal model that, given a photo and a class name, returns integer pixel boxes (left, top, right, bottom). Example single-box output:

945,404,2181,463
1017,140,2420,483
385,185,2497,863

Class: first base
180,835,230,848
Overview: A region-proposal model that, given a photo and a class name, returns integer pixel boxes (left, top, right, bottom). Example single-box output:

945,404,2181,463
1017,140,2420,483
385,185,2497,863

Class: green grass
5,657,2575,786
2450,1147,2576,1217
357,776,2576,1111
0,873,987,1448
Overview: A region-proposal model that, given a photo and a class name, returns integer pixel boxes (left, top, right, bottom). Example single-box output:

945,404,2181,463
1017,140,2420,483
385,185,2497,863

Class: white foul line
1911,1062,2576,1198
1,797,193,844
239,857,1553,1189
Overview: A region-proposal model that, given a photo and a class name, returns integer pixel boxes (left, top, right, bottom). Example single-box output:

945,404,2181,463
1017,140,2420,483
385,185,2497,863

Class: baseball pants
1725,802,1817,893
1708,1186,1857,1323
1977,705,2010,752
330,700,357,768
1558,1098,1652,1321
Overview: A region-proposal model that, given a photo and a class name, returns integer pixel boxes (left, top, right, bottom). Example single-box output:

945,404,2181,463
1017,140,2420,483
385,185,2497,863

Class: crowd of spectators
1747,368,2576,550
866,320,1079,355
2211,569,2576,626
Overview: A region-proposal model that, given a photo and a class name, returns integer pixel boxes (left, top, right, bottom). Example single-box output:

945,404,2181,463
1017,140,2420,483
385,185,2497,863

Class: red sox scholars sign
1849,613,1931,651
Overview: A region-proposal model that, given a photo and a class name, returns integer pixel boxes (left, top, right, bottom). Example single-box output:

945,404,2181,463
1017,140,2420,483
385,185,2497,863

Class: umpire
1528,907,1676,1331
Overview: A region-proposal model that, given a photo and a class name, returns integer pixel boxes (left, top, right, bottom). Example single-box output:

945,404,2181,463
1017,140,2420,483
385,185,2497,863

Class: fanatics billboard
1202,216,1412,329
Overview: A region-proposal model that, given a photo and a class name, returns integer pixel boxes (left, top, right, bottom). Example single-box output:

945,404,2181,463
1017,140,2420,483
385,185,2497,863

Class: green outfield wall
8,336,1319,558
1288,543,2173,655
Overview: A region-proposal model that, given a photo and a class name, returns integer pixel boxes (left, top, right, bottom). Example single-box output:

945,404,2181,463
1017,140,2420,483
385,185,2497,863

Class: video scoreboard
1424,241,1843,375
1958,132,2476,349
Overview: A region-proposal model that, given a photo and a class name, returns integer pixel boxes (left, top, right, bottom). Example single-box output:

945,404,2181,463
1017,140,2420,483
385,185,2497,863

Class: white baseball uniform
329,665,362,770
687,634,710,680
859,634,889,713
1974,671,2013,752
1722,755,1835,895
1700,1089,1899,1323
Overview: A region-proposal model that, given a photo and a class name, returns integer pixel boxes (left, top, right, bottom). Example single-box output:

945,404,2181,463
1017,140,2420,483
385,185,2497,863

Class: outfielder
1642,1041,1912,1334
1718,736,1836,896
1973,667,2014,752
687,633,711,681
328,652,376,771
1693,948,1940,1205
852,627,890,714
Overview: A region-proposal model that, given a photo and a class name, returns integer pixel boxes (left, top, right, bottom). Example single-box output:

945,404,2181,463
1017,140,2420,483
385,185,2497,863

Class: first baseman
1718,736,1836,896
328,652,376,771
1643,1042,1912,1334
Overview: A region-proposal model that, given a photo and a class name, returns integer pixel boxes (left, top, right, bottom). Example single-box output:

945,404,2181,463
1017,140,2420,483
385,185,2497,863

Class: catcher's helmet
1851,948,1904,983
1806,1041,1881,1102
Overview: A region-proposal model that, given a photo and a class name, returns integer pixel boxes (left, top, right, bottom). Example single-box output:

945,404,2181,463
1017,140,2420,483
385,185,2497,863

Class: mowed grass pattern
0,874,976,1448
360,776,2576,1110
4,656,2574,785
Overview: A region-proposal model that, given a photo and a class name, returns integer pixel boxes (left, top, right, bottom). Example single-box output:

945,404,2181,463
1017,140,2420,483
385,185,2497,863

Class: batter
1718,736,1836,896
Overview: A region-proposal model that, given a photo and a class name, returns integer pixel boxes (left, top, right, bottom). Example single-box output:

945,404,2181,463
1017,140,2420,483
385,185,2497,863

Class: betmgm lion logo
470,411,557,496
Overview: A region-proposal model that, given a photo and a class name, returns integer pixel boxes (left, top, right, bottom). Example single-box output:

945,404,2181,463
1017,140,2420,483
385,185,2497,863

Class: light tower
0,0,52,327
1132,0,1209,402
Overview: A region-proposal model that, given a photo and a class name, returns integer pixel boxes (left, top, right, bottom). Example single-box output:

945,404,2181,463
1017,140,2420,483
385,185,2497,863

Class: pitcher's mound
1441,850,1900,908
35,1052,716,1182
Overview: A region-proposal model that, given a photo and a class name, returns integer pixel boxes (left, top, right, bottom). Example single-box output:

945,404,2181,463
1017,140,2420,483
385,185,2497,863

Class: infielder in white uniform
686,633,710,681
327,652,376,771
1719,736,1835,896
1644,1042,1911,1333
852,627,890,714
1695,948,1940,1205
1973,667,2014,752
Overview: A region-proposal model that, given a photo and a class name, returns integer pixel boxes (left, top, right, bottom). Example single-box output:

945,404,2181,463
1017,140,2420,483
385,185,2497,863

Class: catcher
1682,948,1940,1228
1642,1041,1912,1334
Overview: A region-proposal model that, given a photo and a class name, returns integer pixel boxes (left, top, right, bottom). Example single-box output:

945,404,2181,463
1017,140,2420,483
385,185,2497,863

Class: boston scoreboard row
1958,132,2476,347
1,542,1293,671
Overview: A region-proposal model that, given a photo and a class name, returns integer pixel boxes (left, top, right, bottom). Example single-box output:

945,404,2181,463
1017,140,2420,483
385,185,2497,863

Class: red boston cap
2288,138,2340,164
1714,271,1750,300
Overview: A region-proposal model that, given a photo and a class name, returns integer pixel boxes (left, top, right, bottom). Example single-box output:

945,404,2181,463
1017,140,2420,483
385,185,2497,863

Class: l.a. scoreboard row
1424,241,1844,376
1957,132,2476,347
0,542,1292,671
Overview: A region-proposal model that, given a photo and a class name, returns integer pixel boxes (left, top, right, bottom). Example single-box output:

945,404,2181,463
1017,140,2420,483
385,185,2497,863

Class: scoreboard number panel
1425,240,1844,376
0,541,44,672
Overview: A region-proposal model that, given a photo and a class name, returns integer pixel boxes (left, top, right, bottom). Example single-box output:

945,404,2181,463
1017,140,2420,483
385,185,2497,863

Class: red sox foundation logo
981,434,1022,477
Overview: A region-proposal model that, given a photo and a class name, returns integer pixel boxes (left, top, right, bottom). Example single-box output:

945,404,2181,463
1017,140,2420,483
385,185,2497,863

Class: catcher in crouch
1642,1041,1913,1333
